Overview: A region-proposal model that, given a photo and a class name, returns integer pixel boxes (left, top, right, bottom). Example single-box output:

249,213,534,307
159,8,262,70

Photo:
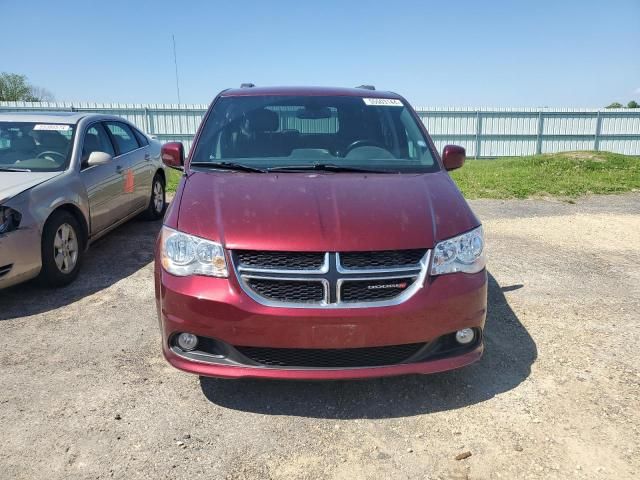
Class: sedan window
0,122,75,172
82,124,115,167
133,127,149,146
105,122,139,155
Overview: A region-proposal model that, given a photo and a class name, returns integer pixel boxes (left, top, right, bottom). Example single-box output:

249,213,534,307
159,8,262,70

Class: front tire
144,173,166,220
38,210,84,287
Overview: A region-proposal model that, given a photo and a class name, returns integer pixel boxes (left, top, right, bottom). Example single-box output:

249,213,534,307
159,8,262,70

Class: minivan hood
0,171,62,204
177,171,480,251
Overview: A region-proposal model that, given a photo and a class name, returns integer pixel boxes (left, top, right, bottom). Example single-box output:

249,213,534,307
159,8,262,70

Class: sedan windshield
0,122,75,172
190,95,438,173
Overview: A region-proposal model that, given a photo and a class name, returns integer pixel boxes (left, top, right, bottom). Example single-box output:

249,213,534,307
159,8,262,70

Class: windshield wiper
0,166,31,172
190,161,266,173
268,163,388,174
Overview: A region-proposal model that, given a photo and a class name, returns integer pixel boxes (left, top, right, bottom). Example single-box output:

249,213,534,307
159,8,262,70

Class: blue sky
2,0,639,107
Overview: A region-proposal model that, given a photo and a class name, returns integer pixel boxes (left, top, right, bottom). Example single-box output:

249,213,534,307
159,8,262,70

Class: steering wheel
36,151,65,162
343,139,386,156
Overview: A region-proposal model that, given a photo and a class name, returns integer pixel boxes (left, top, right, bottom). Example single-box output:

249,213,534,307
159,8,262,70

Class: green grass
450,151,640,199
165,151,640,199
166,168,182,194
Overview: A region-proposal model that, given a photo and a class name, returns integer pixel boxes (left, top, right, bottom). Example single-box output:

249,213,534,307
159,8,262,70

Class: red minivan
155,86,487,380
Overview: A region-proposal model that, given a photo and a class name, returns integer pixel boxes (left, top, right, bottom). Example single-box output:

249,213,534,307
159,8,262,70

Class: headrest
246,108,279,132
34,130,69,148
12,135,36,152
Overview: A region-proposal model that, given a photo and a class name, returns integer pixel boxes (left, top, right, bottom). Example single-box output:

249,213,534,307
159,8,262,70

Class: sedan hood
177,171,480,251
0,171,62,204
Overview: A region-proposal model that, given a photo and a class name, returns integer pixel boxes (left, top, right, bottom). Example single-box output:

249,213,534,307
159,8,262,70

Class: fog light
455,328,475,345
177,333,198,351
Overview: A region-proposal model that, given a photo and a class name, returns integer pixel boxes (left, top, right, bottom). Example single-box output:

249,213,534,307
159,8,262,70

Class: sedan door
132,125,155,203
104,122,149,213
79,123,125,235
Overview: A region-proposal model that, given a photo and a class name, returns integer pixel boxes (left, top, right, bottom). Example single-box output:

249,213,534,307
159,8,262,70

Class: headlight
430,226,485,275
160,226,228,277
0,206,21,234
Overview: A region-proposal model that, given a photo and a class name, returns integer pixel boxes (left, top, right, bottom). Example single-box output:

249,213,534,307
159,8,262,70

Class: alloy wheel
53,223,79,274
153,180,164,213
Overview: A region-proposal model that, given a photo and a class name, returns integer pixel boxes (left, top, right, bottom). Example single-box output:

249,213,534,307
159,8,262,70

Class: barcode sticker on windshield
33,124,71,131
362,98,403,107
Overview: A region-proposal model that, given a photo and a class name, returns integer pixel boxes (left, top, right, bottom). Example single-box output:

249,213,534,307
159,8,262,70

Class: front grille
339,249,425,270
236,250,325,270
245,278,325,303
233,250,428,307
340,277,416,302
235,343,426,368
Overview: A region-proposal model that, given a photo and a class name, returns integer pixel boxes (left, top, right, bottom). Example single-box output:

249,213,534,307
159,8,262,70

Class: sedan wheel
144,173,166,220
153,180,164,214
38,210,84,287
53,223,79,273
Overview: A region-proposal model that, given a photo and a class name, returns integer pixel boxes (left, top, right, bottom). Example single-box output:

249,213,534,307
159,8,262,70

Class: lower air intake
235,343,426,368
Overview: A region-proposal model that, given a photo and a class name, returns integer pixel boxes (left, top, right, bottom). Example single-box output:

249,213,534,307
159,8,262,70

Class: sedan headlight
160,226,228,277
430,226,485,275
0,206,21,234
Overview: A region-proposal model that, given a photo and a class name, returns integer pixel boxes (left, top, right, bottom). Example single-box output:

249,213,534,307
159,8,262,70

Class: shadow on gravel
200,273,537,418
0,218,161,321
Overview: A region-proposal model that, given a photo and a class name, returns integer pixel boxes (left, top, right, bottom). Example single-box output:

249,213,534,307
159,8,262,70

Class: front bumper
164,342,483,380
0,227,41,289
155,264,487,380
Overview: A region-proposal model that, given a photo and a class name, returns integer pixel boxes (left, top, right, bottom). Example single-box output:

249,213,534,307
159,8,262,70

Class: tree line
0,72,54,102
606,101,639,109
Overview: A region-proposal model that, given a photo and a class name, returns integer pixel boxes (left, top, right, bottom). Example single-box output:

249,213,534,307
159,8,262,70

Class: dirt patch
555,151,608,162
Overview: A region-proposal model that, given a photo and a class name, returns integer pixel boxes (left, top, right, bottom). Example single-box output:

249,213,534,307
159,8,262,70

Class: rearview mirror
442,145,466,171
161,142,184,169
87,151,113,166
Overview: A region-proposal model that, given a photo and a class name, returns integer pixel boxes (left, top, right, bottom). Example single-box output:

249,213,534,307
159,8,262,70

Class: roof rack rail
240,83,255,88
356,85,376,90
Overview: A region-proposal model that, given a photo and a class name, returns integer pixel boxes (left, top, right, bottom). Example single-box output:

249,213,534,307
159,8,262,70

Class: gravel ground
1,194,639,480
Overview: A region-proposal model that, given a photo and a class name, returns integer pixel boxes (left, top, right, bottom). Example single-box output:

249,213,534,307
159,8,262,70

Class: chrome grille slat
232,250,430,309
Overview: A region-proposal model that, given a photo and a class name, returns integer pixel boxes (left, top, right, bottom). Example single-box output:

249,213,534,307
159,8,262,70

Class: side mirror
161,142,184,169
442,145,466,171
87,151,113,166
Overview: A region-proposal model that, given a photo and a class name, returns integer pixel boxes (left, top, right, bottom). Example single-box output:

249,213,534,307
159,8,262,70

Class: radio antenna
172,34,181,105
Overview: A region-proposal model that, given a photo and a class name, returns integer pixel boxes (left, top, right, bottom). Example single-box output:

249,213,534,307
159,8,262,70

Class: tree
605,102,623,109
0,73,32,101
628,101,639,109
0,72,54,101
26,85,55,102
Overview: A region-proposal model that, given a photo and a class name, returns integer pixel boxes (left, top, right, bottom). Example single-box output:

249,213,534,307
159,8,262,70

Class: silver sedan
0,112,167,288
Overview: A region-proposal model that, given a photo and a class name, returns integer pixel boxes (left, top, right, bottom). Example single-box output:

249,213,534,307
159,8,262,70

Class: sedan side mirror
442,145,466,171
87,151,113,166
161,142,184,169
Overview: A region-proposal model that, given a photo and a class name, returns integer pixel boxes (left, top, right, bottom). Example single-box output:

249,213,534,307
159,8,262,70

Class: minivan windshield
190,95,438,173
0,122,75,172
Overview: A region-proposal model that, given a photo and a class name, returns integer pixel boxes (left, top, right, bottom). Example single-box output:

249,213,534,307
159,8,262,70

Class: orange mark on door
124,169,134,193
